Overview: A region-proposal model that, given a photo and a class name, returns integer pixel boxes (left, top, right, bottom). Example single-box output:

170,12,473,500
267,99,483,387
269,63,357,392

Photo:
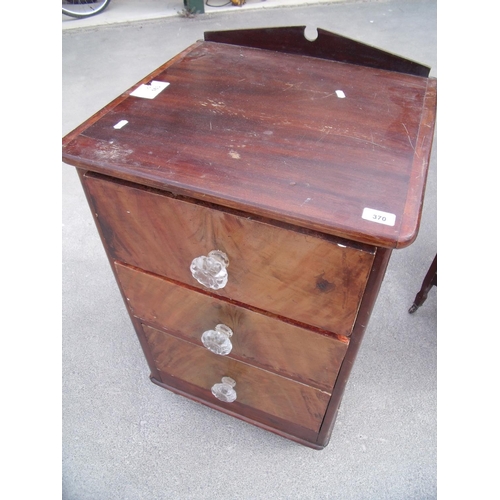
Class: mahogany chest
62,27,437,449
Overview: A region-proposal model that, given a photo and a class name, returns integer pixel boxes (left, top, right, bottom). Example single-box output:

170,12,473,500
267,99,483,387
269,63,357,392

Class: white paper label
362,208,396,226
113,120,128,129
130,80,170,99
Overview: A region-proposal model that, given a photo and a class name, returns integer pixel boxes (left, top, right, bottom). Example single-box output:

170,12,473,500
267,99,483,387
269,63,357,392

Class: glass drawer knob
211,377,237,403
190,250,229,290
201,324,233,356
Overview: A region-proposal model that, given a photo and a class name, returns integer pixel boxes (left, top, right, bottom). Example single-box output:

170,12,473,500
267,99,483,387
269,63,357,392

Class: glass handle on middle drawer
211,377,237,403
201,324,233,356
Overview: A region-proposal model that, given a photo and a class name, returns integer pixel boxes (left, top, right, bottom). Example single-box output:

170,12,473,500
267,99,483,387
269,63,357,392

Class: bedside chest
62,27,437,449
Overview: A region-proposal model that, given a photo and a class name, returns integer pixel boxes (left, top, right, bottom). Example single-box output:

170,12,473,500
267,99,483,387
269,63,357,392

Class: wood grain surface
205,26,431,77
142,324,331,433
63,31,437,448
115,262,348,392
84,173,375,336
63,41,436,248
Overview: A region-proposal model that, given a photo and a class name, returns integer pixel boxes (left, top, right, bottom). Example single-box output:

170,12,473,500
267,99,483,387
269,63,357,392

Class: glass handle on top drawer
190,250,229,290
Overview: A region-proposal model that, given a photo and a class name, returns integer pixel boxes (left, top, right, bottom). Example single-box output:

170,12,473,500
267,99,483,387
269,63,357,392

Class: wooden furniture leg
409,254,437,313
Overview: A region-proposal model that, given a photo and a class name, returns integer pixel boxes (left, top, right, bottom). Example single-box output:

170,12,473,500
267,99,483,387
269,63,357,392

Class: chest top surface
63,34,436,249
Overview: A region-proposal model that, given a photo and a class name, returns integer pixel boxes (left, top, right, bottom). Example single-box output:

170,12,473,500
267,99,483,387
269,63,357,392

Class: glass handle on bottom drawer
201,324,233,356
190,250,229,290
211,377,237,403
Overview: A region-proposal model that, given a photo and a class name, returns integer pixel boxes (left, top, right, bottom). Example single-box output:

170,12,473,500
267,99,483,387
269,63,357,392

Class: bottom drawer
142,324,331,433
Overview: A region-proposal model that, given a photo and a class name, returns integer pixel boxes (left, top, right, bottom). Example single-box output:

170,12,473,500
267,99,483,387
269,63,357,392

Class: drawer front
142,324,331,433
116,262,348,392
85,174,375,335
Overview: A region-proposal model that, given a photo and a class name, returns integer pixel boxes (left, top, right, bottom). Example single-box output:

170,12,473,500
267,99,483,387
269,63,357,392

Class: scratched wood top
62,40,437,248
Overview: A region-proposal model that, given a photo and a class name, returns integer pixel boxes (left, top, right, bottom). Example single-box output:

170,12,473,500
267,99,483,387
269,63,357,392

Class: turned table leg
409,254,437,313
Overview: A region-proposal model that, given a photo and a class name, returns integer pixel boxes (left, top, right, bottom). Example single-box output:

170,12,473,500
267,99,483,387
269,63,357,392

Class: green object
183,0,205,14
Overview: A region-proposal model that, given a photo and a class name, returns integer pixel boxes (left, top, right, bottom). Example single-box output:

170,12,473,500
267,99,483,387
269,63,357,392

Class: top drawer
83,173,375,336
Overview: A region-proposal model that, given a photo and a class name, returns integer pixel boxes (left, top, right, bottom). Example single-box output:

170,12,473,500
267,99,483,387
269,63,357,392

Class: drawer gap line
138,317,335,393
117,261,350,343
144,322,333,394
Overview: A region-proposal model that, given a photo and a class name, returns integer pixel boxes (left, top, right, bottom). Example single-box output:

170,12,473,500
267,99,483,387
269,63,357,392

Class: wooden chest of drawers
62,27,437,449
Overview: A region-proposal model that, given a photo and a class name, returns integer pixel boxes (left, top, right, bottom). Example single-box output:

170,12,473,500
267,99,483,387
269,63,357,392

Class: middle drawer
116,262,348,393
